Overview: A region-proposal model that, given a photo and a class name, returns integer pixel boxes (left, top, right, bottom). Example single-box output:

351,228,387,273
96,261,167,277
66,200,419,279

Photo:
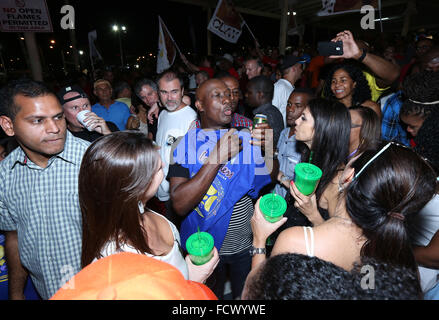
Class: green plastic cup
186,231,214,265
259,193,287,223
294,162,323,196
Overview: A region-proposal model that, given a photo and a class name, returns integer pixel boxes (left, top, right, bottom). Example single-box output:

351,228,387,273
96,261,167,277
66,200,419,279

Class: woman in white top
250,142,437,276
79,131,219,283
126,96,151,139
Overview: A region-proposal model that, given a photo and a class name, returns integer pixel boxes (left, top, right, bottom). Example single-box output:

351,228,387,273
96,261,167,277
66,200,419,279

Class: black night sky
1,0,281,71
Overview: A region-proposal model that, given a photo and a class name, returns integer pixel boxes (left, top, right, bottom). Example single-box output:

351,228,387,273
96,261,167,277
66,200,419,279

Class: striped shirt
219,195,254,255
0,131,90,299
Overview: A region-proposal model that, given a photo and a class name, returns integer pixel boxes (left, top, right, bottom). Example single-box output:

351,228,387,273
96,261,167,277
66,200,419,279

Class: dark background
0,0,281,72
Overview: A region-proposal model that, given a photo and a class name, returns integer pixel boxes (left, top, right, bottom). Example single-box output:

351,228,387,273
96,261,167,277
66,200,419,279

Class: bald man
168,79,272,300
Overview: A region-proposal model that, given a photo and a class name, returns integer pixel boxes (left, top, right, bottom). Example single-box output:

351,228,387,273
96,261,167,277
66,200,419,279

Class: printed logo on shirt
166,134,177,146
218,165,234,180
195,178,224,219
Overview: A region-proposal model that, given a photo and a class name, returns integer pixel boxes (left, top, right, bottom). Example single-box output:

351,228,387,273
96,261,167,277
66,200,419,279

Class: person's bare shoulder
271,226,309,257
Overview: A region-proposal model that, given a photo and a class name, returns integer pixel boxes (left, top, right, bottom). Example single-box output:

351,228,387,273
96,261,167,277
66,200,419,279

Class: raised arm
180,53,200,73
331,30,400,87
250,197,287,269
253,39,264,61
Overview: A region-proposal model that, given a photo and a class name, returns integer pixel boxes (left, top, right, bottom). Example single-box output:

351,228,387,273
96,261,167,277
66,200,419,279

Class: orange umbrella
50,252,217,300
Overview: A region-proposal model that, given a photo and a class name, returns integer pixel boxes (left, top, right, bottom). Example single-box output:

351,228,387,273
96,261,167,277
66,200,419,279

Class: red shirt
199,66,214,78
228,68,240,80
262,56,279,69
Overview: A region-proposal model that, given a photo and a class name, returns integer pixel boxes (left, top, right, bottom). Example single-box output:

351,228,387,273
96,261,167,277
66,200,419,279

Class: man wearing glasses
57,85,118,142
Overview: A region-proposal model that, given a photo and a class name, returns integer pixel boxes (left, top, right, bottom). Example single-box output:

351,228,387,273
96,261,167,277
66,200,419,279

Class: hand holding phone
318,41,344,56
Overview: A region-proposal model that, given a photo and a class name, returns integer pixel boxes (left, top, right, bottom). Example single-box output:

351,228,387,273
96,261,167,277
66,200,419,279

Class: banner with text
0,0,53,32
207,0,244,44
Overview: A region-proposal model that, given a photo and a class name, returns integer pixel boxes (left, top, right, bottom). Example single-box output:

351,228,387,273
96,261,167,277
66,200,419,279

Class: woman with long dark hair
289,98,351,226
79,131,219,283
345,142,437,270
250,142,437,274
323,63,381,117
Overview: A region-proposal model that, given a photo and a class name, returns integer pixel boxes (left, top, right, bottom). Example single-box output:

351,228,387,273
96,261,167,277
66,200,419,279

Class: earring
138,201,145,214
338,183,344,194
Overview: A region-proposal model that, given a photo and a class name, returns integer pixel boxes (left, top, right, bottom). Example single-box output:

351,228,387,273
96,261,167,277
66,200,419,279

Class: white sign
0,0,53,32
207,0,244,44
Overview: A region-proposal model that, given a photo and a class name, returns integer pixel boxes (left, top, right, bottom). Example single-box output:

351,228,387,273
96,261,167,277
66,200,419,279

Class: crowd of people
0,27,439,301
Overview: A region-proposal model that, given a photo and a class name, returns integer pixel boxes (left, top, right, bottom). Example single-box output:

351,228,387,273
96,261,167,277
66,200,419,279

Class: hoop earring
138,201,145,214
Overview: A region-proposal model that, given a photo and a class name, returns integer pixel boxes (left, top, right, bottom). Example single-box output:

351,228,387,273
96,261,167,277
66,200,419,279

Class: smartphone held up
318,41,344,56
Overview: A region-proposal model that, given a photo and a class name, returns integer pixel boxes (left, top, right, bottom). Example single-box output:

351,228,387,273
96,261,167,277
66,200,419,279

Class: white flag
88,30,103,61
157,16,177,74
207,0,244,44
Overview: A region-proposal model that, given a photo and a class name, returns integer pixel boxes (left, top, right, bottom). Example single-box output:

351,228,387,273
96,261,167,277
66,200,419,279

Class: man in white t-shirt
272,55,307,127
156,70,197,227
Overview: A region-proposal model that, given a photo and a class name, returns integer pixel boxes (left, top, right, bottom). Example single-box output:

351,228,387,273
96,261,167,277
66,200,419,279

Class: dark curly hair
400,70,439,119
243,253,421,300
323,63,372,106
415,108,439,175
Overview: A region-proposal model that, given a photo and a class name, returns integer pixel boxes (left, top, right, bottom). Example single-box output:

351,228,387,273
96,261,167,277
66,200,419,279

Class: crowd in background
1,27,439,301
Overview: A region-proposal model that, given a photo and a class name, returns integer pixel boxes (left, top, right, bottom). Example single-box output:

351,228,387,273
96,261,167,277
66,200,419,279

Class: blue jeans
205,247,251,300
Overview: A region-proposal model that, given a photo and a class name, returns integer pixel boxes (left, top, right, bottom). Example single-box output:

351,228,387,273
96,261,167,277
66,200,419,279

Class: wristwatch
249,246,266,256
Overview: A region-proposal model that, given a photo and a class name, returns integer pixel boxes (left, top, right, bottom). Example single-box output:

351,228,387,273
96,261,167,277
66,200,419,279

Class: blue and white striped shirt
0,131,89,299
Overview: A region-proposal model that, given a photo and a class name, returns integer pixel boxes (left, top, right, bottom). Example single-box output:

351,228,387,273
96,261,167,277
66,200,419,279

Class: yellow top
363,71,389,102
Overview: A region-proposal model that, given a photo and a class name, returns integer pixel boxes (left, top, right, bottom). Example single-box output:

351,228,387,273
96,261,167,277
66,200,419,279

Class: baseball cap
223,53,234,63
57,85,88,105
50,252,218,300
93,79,112,90
280,54,310,71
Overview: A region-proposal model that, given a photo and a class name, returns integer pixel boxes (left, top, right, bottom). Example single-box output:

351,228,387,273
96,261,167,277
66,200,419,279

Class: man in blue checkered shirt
0,80,90,299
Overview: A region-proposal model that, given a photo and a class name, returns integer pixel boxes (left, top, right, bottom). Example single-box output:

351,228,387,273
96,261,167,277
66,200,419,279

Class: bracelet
357,48,367,62
249,246,266,256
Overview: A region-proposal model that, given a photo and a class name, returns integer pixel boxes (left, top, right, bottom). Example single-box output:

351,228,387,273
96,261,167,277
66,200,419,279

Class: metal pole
279,0,288,55
119,31,124,67
23,32,43,81
0,47,7,76
65,0,80,71
207,7,212,55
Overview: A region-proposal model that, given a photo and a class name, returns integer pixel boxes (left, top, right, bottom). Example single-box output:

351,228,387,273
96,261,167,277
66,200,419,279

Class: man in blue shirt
91,79,131,131
168,79,272,299
0,80,89,299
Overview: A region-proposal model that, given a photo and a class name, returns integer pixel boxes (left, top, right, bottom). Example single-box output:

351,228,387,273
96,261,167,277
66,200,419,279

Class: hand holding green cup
294,162,322,196
186,231,215,266
259,193,287,223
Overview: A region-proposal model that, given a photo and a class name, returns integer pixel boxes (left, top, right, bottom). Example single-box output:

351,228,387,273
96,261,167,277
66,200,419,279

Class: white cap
223,53,234,63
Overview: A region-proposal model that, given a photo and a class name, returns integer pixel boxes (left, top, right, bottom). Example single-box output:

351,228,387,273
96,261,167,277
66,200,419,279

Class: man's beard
164,100,180,111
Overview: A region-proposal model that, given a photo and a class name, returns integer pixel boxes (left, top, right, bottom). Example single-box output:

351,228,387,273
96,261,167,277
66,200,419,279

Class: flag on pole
207,0,244,44
157,16,177,74
317,0,378,16
88,30,103,61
